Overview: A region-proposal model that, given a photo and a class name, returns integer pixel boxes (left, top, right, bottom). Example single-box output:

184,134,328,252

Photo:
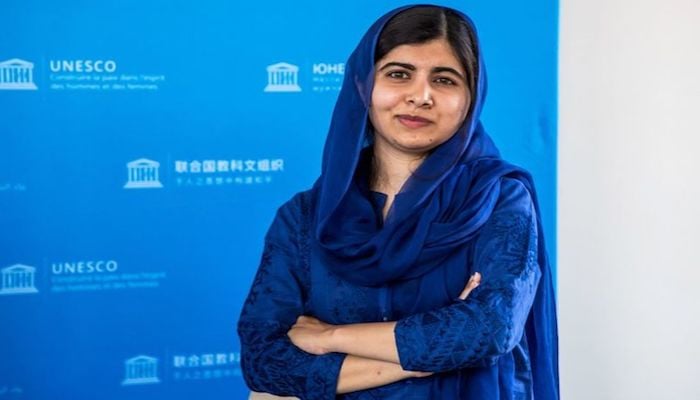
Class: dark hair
374,6,478,102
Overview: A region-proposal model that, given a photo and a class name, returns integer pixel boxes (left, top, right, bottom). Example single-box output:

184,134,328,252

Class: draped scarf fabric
316,4,519,285
314,5,559,397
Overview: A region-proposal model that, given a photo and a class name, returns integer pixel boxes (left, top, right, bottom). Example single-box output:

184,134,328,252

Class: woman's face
369,37,471,157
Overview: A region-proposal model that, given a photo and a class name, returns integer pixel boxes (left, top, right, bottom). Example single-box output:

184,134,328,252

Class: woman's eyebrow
378,62,466,82
432,66,466,82
378,61,415,71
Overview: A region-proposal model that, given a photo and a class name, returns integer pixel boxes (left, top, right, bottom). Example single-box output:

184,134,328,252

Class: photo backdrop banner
0,1,557,399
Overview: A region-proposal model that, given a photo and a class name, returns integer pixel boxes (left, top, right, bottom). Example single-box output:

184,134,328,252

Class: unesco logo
264,62,301,92
0,264,39,295
124,158,164,189
0,59,38,90
122,355,160,385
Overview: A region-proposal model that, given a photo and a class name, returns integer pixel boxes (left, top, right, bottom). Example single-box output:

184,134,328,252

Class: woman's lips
396,114,432,128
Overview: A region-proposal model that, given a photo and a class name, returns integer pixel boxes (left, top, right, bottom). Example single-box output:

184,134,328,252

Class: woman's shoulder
278,187,317,218
268,187,318,236
474,177,538,263
494,176,535,217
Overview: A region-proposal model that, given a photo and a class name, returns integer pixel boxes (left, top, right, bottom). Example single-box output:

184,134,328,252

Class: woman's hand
288,315,336,355
458,272,481,300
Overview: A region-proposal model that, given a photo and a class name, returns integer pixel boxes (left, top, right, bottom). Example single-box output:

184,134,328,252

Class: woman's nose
405,80,434,107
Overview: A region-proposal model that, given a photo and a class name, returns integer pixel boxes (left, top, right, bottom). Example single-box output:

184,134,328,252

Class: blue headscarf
314,4,558,398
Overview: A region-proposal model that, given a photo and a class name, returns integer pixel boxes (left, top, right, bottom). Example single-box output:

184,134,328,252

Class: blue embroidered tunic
238,178,540,399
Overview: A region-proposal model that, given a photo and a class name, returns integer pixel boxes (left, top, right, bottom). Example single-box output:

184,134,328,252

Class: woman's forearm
331,321,401,364
328,274,482,365
336,354,424,394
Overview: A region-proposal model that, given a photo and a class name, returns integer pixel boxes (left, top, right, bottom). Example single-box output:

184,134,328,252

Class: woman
238,5,559,399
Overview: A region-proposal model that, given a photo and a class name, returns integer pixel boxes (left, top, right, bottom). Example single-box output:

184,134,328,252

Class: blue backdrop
0,1,557,399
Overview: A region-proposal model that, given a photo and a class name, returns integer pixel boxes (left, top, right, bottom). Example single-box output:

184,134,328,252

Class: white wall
559,0,700,398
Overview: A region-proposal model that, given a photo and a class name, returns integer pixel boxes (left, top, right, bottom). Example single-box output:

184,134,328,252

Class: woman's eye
435,77,457,86
387,71,410,79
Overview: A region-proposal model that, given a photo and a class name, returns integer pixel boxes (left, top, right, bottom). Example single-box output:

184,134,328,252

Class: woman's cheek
371,87,402,110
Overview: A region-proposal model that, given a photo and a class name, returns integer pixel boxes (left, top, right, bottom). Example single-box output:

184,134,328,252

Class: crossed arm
287,273,481,394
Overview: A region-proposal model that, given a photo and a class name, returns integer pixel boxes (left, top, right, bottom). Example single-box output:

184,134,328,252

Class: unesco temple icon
0,59,38,90
122,356,160,385
264,62,301,92
0,264,39,295
124,159,164,189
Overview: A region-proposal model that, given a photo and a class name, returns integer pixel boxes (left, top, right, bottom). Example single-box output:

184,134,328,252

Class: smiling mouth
396,114,432,128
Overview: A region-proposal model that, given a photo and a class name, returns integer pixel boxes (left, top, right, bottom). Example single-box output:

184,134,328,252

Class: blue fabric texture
239,4,559,399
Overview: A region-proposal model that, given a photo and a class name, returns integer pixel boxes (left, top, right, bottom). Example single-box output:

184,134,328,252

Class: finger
294,315,309,326
295,315,319,327
458,279,478,300
458,272,481,300
300,315,319,325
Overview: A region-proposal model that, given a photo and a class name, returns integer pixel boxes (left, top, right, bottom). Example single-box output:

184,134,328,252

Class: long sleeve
237,194,346,400
394,178,541,372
